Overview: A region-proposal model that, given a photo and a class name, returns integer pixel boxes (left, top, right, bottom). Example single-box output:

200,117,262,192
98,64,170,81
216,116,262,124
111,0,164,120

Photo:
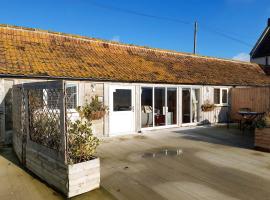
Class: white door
109,85,135,136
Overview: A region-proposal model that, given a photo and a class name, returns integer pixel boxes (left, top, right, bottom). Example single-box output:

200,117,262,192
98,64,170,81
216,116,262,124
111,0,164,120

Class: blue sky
0,0,269,60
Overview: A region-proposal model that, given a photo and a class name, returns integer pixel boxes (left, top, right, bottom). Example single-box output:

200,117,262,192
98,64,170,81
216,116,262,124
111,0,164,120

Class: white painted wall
0,77,238,142
251,56,270,65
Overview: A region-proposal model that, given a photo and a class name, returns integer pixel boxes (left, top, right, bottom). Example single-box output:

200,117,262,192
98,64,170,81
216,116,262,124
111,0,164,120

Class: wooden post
22,87,29,166
193,21,198,54
60,80,67,164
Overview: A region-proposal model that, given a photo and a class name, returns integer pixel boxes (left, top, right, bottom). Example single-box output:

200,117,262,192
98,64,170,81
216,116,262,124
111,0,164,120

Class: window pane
222,89,228,104
47,89,60,109
154,87,165,126
113,89,131,111
214,89,220,104
141,87,153,128
167,88,177,125
66,86,77,109
182,89,191,123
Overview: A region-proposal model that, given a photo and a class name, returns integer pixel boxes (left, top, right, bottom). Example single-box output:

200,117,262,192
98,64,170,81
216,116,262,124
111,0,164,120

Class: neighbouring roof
250,19,270,58
0,24,270,86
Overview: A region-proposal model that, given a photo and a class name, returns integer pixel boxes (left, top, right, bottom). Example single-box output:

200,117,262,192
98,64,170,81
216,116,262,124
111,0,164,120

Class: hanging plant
76,95,108,121
201,100,215,112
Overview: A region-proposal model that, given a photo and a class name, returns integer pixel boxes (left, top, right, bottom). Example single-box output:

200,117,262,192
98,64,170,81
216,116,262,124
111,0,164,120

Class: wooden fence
231,87,270,120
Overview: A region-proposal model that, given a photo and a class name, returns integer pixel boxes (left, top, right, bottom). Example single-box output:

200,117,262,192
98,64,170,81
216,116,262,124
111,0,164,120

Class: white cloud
232,52,250,62
111,35,120,42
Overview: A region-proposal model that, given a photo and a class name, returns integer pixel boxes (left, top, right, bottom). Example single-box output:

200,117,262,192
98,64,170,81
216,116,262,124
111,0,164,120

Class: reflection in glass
113,89,131,111
214,88,220,104
222,89,228,104
141,87,153,127
167,88,177,125
154,87,165,126
182,89,191,123
192,89,200,123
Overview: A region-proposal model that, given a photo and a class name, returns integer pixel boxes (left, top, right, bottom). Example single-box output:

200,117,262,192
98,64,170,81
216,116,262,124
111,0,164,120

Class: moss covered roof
0,24,269,86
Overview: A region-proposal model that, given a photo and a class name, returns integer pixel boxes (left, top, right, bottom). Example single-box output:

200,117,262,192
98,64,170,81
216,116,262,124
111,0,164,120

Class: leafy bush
68,120,100,164
256,112,270,129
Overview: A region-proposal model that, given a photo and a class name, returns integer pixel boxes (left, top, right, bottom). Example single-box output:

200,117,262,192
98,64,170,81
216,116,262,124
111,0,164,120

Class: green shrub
67,120,100,164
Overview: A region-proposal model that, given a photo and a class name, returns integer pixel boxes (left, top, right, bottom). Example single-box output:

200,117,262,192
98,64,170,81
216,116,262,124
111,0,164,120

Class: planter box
24,142,100,198
68,157,100,198
255,128,270,152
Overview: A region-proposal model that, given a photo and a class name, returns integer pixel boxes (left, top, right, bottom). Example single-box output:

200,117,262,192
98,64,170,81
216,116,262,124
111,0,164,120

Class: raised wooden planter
14,139,100,198
68,157,100,198
255,128,270,152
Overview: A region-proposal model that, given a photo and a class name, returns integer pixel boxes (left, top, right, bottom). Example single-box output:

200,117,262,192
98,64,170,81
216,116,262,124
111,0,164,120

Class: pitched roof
0,24,270,86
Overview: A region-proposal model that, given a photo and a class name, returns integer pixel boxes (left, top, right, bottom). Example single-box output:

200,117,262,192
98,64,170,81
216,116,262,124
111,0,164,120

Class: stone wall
255,128,270,151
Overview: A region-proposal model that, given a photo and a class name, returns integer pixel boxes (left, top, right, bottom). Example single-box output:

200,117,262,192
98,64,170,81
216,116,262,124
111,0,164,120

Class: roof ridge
0,23,254,66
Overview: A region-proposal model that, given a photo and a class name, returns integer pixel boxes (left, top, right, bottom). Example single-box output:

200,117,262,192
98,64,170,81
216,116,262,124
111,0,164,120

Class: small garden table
237,111,265,130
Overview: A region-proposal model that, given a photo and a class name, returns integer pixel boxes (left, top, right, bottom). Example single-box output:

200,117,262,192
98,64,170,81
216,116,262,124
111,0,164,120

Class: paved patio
98,126,270,200
1,126,270,199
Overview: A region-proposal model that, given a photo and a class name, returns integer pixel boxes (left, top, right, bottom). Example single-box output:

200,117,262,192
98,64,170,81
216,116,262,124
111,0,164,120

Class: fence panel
231,87,270,120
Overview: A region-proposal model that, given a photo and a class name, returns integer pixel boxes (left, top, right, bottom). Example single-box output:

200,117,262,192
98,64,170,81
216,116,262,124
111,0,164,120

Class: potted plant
66,119,101,197
255,112,270,152
77,95,108,121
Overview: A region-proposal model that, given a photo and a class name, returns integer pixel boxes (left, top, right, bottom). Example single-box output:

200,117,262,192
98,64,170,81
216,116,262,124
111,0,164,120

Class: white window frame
42,82,79,112
214,88,228,106
140,85,179,130
66,83,79,112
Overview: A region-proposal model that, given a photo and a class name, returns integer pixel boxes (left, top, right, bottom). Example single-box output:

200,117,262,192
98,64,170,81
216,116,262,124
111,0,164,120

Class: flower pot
255,128,270,151
201,105,215,112
91,111,106,120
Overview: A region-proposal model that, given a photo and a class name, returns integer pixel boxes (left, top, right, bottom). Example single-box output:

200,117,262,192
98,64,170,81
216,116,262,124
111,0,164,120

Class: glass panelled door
141,87,153,128
182,88,200,124
141,86,177,128
191,89,200,123
167,88,177,125
182,89,191,123
154,87,166,126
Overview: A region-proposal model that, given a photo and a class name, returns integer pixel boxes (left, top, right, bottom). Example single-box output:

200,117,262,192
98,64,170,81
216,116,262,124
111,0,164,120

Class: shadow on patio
173,125,255,149
0,146,116,200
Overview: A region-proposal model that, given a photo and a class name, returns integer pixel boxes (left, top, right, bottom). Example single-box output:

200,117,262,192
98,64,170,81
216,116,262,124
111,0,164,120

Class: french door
141,86,177,128
182,88,200,124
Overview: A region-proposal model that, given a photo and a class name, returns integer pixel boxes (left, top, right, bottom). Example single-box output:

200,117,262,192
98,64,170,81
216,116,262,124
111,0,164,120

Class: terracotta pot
201,105,215,112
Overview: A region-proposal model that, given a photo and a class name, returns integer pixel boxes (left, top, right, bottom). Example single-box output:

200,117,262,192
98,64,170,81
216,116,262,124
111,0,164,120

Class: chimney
268,18,270,27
